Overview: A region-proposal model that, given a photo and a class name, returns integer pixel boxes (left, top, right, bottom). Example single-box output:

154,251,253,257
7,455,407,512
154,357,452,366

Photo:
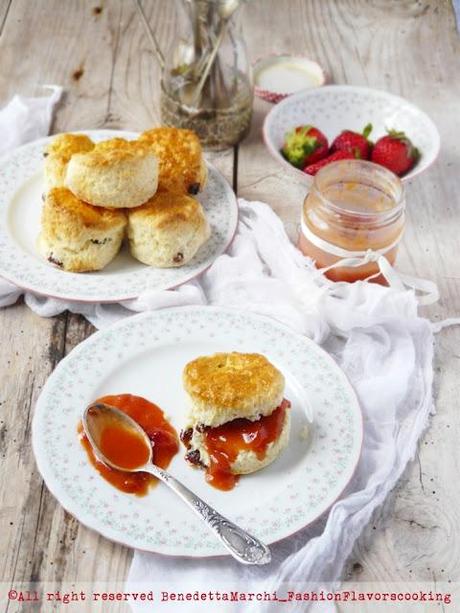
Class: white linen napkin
0,86,62,311
0,89,449,610
0,86,62,155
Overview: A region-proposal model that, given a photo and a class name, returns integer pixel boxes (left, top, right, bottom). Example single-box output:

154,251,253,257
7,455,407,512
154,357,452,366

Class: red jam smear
204,399,290,491
79,394,179,497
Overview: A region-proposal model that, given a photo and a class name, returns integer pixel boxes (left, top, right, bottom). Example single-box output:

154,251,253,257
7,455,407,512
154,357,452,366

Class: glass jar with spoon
137,0,253,149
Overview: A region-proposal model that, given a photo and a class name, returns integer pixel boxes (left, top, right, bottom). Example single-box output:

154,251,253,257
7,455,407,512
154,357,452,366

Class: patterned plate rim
32,306,364,558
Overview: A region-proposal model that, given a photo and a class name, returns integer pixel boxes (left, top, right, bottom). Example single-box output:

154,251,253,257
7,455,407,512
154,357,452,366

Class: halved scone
180,352,291,490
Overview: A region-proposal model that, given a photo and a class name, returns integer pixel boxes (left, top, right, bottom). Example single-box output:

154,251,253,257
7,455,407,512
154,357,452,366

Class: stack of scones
38,128,210,272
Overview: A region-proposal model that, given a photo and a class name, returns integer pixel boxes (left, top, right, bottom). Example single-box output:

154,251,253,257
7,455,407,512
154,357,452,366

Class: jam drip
79,394,179,497
181,399,290,492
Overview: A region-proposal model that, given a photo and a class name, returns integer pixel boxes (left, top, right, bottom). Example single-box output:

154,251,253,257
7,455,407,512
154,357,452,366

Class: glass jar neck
307,160,405,232
180,0,243,24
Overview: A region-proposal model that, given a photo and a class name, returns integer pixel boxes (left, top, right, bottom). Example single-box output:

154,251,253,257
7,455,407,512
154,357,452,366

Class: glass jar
160,0,253,150
298,160,405,283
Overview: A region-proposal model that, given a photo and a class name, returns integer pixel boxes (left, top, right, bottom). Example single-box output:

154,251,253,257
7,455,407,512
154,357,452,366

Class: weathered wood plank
0,0,137,592
0,0,13,37
0,304,67,581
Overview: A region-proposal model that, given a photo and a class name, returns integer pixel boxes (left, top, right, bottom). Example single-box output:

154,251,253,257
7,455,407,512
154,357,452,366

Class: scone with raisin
127,191,210,268
38,187,127,272
180,352,291,490
138,127,207,195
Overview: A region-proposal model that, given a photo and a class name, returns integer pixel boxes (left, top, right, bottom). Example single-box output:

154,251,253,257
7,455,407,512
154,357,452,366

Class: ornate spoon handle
145,464,271,565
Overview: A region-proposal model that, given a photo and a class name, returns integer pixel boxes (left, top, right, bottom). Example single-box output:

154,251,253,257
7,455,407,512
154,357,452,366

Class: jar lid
254,54,326,104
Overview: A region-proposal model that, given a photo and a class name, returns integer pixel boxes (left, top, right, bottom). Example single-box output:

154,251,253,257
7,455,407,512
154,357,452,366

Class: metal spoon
180,0,241,108
134,0,165,70
83,402,271,565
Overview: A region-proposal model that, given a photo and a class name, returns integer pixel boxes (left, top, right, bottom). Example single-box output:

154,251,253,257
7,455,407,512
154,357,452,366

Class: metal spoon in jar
180,0,241,108
83,402,271,565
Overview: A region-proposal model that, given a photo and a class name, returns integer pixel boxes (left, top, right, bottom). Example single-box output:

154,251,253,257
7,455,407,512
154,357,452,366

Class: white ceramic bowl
254,54,326,103
263,85,440,184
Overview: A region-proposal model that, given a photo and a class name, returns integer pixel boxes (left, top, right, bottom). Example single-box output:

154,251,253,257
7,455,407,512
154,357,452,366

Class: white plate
263,85,440,184
0,130,238,303
32,306,363,558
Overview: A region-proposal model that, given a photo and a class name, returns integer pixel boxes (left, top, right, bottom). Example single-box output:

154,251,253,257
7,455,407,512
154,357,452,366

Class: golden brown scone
181,352,291,477
38,187,127,272
94,137,132,151
44,133,95,191
183,352,285,428
65,138,159,208
127,191,210,268
138,127,207,195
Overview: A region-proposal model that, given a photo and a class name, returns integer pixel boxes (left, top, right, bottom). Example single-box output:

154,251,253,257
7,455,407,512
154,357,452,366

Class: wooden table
1,0,459,606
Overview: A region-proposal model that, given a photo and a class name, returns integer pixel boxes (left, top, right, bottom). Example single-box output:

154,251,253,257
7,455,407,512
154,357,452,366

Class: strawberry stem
362,123,373,139
386,128,407,140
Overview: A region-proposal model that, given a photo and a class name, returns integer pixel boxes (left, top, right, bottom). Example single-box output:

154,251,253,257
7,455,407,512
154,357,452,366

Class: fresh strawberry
371,130,420,176
282,125,329,168
331,123,373,160
294,126,329,165
303,150,355,175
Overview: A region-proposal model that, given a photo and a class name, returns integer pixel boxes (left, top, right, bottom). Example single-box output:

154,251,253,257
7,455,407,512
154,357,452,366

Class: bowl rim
262,84,441,182
253,53,327,101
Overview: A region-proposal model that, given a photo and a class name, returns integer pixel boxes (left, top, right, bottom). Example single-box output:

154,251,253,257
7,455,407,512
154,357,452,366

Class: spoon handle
145,464,271,565
134,0,165,70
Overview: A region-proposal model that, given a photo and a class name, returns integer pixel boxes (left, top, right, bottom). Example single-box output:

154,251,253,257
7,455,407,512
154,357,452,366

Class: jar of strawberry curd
298,160,405,283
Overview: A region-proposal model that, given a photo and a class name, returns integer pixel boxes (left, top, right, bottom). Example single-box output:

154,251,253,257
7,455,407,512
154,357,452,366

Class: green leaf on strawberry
281,125,328,168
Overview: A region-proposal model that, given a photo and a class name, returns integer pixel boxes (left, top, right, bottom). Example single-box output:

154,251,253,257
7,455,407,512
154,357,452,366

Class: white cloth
0,89,447,611
0,85,62,155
